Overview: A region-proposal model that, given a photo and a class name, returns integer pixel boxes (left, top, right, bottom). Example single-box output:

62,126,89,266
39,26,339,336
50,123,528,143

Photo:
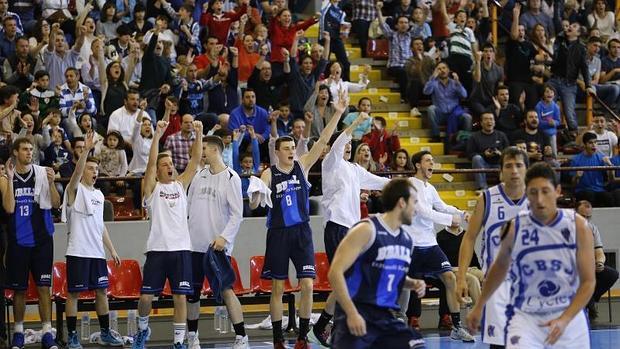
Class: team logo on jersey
487,325,495,337
538,280,561,297
376,245,412,263
510,335,520,345
179,281,191,289
561,228,571,242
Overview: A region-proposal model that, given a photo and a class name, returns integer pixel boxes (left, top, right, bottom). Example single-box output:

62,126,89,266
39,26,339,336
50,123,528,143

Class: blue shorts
141,251,193,295
324,221,349,263
332,303,425,349
261,222,316,280
66,256,108,292
5,239,53,290
408,245,452,278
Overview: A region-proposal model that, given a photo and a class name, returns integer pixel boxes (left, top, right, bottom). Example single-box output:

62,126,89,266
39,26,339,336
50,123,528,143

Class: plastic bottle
81,312,91,341
127,309,137,337
220,307,229,334
213,306,222,333
109,310,118,332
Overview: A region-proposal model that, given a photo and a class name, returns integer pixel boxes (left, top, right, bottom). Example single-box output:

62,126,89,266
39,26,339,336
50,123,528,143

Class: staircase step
430,173,471,184
432,181,477,190
350,65,382,81
384,116,422,130
439,196,479,210
350,91,401,105
350,58,388,67
400,142,444,155
345,47,362,60
372,103,412,112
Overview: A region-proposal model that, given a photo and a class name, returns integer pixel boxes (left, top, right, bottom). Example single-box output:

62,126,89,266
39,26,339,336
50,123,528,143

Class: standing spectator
362,116,401,165
18,71,59,121
470,43,504,117
320,0,351,81
165,114,196,173
179,64,218,128
59,136,86,179
110,25,133,58
587,0,616,41
466,112,510,189
161,0,201,56
206,57,240,115
107,89,143,146
96,44,133,126
248,53,286,111
139,28,172,117
579,36,620,111
405,37,435,108
127,110,153,209
377,2,414,102
6,0,29,34
510,109,552,162
160,97,182,146
0,17,21,59
200,0,249,45
235,16,260,84
423,62,472,143
269,8,318,69
3,37,36,92
350,0,377,58
304,83,336,139
519,0,555,37
446,10,478,94
410,7,432,40
274,102,293,136
506,3,538,110
494,85,524,136
44,23,85,91
228,88,270,145
570,131,614,207
600,39,620,85
14,113,50,166
58,68,97,121
535,84,561,155
97,2,122,42
590,114,618,158
142,16,178,62
127,3,153,36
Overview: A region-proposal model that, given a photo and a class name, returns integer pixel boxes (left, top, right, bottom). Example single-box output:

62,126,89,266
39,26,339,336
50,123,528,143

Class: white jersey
509,209,579,314
65,183,106,259
144,181,191,252
187,166,243,255
480,184,528,274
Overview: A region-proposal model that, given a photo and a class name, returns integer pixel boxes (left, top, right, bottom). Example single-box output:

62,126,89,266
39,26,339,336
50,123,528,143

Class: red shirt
431,2,460,38
161,113,181,145
200,5,247,44
362,129,401,164
269,17,317,63
235,38,260,82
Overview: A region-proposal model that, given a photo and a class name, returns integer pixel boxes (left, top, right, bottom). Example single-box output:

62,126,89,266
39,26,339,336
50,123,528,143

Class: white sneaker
232,335,249,349
410,107,421,117
450,326,475,342
187,331,201,349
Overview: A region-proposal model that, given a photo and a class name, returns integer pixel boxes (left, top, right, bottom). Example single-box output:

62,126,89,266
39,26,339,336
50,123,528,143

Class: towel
33,165,52,209
247,176,272,208
203,247,236,304
61,183,95,223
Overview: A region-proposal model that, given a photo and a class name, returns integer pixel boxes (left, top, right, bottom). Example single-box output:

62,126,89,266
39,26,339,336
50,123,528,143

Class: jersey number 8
285,195,293,207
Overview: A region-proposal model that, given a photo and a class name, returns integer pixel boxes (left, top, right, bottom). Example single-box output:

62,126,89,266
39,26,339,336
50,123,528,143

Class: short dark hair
525,162,558,187
357,97,371,107
242,88,255,97
12,137,33,153
71,136,85,148
204,135,224,153
0,85,19,104
500,146,529,168
134,2,146,13
275,136,295,150
34,70,49,80
496,84,509,95
588,36,602,44
608,38,620,49
575,199,592,211
126,88,140,98
180,4,195,13
411,150,432,174
116,24,132,36
3,16,16,24
374,116,387,127
213,129,232,138
582,131,597,144
481,42,495,51
381,178,416,211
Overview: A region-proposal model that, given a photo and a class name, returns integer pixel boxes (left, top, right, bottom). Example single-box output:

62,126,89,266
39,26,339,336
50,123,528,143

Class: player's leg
505,309,546,349
378,317,425,349
89,259,122,346
465,272,481,303
222,288,249,348
65,256,89,349
291,223,316,343
269,279,285,344
186,252,204,349
32,240,55,349
133,252,166,349
169,251,193,347
330,305,380,349
6,242,30,349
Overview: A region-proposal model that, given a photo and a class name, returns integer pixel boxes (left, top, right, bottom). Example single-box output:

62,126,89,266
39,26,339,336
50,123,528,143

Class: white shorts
482,279,511,345
506,308,590,349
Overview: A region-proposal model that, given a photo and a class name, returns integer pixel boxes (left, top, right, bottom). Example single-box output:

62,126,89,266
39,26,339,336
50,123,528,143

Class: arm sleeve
358,169,390,190
412,186,455,226
232,138,241,173
322,131,350,171
423,78,436,95
119,150,128,175
431,186,462,215
268,137,277,166
220,174,244,244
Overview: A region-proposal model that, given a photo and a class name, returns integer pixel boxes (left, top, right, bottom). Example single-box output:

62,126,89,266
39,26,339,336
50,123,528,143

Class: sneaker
132,327,151,349
293,338,308,349
437,314,453,330
11,333,24,349
410,107,421,117
41,333,58,349
408,316,420,331
273,341,286,349
66,331,82,349
99,328,124,346
308,326,331,348
172,343,186,349
187,331,200,349
450,326,475,342
232,335,249,349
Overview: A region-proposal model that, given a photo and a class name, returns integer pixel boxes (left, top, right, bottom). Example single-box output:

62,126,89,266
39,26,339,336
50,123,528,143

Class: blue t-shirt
343,112,372,140
535,100,561,136
570,151,607,192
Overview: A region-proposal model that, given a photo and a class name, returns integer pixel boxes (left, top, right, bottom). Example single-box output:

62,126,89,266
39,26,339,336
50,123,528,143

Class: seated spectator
519,0,554,38
0,85,21,135
362,116,401,165
342,97,373,150
228,88,270,146
510,109,552,162
40,108,71,152
535,84,560,156
206,58,241,115
274,102,293,137
587,0,616,41
59,136,86,179
3,37,36,92
95,130,128,195
576,200,620,321
446,10,478,93
248,53,286,111
58,68,97,134
0,0,24,34
97,2,122,42
19,70,59,121
506,4,539,109
423,62,472,143
579,37,620,112
165,114,197,173
494,85,523,135
389,148,413,176
127,3,153,36
232,125,261,217
600,39,620,85
590,114,618,158
410,7,432,40
405,37,435,108
570,132,614,207
466,111,510,189
470,43,504,117
107,89,143,147
304,83,336,139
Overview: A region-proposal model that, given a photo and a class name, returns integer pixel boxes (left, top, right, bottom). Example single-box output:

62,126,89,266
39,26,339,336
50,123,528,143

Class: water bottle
81,312,91,341
213,306,223,333
220,307,229,334
127,309,137,337
109,310,118,332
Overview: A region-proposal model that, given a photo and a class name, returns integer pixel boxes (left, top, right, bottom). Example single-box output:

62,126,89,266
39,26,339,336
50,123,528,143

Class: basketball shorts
141,251,193,295
261,222,315,280
408,245,452,278
324,221,349,263
188,252,206,302
66,256,109,292
481,278,511,345
331,303,425,349
505,308,590,349
5,239,53,290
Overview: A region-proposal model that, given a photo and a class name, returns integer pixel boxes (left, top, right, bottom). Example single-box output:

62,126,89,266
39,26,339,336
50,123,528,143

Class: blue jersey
345,216,413,310
267,161,310,229
10,167,54,247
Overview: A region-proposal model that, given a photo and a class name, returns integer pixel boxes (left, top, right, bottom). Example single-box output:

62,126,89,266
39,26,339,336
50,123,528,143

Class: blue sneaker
132,328,150,349
11,332,24,349
40,332,58,349
172,343,186,349
66,331,82,349
99,329,123,347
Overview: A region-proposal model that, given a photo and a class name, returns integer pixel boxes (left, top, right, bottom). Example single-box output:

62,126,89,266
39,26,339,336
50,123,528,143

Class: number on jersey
521,228,539,246
285,195,293,207
19,205,29,217
497,206,505,220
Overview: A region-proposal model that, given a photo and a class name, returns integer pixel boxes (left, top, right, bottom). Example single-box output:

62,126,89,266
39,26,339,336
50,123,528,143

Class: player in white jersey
457,147,529,348
186,135,248,349
62,132,122,349
132,119,203,349
467,163,595,349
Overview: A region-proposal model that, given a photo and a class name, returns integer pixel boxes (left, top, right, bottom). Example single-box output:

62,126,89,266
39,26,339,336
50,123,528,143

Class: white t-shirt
108,106,140,144
66,183,106,259
595,130,618,157
144,181,191,252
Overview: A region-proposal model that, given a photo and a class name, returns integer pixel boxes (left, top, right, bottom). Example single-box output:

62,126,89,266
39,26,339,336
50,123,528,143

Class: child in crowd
96,130,128,195
42,108,72,152
232,125,261,217
535,84,561,156
276,101,293,136
43,128,70,172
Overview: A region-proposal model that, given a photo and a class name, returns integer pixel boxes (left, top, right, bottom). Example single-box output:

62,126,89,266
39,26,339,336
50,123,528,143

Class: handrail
589,91,620,123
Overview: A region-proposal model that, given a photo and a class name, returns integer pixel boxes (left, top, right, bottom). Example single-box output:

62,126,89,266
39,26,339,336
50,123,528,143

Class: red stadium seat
107,259,142,299
313,253,331,292
161,280,172,297
201,278,212,296
366,39,389,59
52,262,96,300
230,257,251,295
249,256,299,294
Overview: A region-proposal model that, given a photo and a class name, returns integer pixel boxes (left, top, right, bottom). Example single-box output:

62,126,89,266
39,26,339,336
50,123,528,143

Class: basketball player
132,119,203,349
404,150,474,342
457,147,528,348
328,178,426,349
467,163,595,349
309,111,390,346
62,132,123,349
186,135,248,349
249,91,348,349
1,137,60,349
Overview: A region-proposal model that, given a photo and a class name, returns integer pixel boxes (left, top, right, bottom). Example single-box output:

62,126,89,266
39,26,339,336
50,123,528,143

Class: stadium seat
249,256,300,294
313,253,331,292
52,262,96,300
162,280,172,297
366,39,389,59
230,257,251,295
107,259,142,299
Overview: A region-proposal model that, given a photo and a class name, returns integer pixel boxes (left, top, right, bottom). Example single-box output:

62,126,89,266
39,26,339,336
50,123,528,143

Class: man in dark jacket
467,112,510,189
139,29,173,118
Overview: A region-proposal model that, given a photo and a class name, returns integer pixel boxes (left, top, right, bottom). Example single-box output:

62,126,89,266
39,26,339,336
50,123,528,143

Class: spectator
0,17,19,59
0,85,19,135
579,36,620,111
410,7,432,40
143,15,177,62
353,142,384,214
162,1,201,56
127,3,153,35
535,84,561,156
571,131,614,207
389,148,413,175
362,116,401,165
269,8,317,74
320,0,351,81
587,0,616,41
2,0,24,34
507,4,539,109
600,39,620,85
58,67,97,124
127,110,153,209
423,62,472,143
576,200,619,321
467,112,510,189
44,23,85,90
164,113,196,172
235,16,260,84
446,10,478,93
193,35,221,76
431,0,460,41
232,126,261,217
211,128,234,168
66,111,104,155
519,0,554,37
3,37,35,93
228,88,270,144
43,127,70,172
59,136,86,179
470,43,504,117
200,0,249,45
350,0,377,58
377,2,414,103
97,44,134,126
110,25,132,58
590,114,618,158
342,97,373,150
40,108,71,152
179,64,216,119
494,85,524,135
97,2,122,42
206,58,241,115
274,101,293,137
323,61,368,104
248,53,286,111
139,28,173,112
510,109,552,162
304,83,336,139
14,113,50,166
96,130,129,195
405,37,435,108
107,89,143,146
19,71,59,121
161,96,182,146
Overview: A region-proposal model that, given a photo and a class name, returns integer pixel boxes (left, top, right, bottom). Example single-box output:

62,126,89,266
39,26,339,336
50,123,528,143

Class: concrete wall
51,208,620,289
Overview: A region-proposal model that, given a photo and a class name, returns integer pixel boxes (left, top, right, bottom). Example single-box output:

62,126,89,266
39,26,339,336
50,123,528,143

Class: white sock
42,322,52,334
188,331,196,338
138,316,149,331
14,322,23,333
173,323,186,345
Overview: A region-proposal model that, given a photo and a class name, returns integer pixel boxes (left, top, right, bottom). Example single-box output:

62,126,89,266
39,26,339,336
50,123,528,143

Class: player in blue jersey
457,147,529,348
3,137,61,349
328,178,426,349
249,90,348,349
467,163,595,348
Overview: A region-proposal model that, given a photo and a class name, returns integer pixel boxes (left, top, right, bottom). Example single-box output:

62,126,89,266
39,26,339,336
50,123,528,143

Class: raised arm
510,3,521,41
143,120,169,198
0,159,15,213
456,193,485,302
66,131,96,206
178,121,204,189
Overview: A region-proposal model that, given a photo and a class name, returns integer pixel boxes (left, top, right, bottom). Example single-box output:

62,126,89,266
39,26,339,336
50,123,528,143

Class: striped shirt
58,82,97,118
380,22,414,68
164,131,196,172
448,23,476,59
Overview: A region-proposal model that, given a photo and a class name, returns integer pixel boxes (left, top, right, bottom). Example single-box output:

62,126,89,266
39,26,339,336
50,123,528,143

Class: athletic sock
313,311,333,335
138,316,149,331
173,323,186,345
67,317,77,333
14,322,23,333
233,322,246,337
450,312,461,328
98,314,110,331
271,320,283,343
298,318,310,340
42,322,52,334
187,319,199,333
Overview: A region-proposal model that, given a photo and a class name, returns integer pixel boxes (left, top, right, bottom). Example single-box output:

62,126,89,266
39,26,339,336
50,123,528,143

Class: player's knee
68,292,79,300
95,288,107,296
271,280,284,295
442,271,456,286
299,278,313,293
